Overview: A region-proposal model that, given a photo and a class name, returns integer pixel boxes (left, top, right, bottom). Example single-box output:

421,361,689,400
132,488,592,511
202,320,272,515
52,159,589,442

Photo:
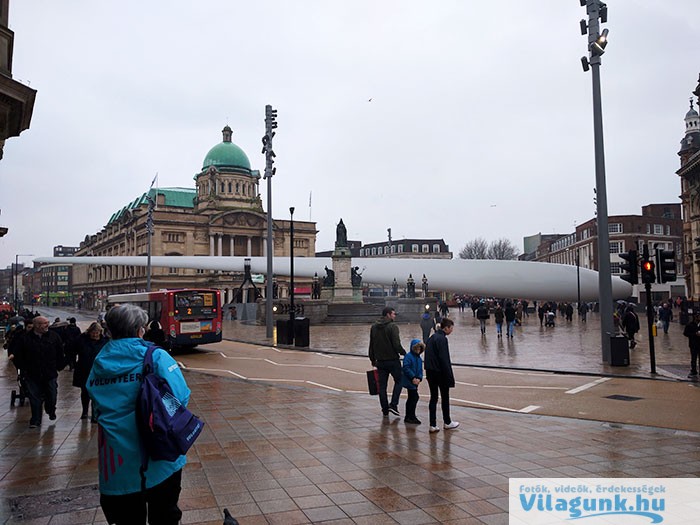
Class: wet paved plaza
1,308,698,524
225,310,694,381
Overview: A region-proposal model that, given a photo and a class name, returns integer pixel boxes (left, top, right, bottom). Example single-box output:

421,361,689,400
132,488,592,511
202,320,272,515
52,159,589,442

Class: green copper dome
202,126,251,171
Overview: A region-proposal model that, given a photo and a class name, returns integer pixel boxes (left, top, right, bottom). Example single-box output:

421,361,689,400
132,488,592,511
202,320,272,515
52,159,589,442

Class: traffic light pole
644,282,656,374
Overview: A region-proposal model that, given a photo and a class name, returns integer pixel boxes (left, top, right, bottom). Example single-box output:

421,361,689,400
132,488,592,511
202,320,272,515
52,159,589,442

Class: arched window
228,182,232,193
236,182,240,193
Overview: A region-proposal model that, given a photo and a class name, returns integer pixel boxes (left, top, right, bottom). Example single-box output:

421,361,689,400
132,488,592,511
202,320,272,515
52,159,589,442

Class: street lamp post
263,105,278,339
13,254,33,312
145,192,155,292
576,250,581,308
289,207,295,342
580,0,614,362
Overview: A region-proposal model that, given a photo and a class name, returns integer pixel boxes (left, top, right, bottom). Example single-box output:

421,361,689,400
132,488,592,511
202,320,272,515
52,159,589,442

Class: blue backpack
136,343,204,474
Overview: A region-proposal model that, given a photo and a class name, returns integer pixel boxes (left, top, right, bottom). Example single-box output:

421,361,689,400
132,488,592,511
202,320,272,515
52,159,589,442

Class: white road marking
519,405,541,413
468,367,555,377
451,397,520,412
249,378,305,383
565,377,610,394
328,366,364,374
483,385,569,390
455,381,480,387
306,381,343,392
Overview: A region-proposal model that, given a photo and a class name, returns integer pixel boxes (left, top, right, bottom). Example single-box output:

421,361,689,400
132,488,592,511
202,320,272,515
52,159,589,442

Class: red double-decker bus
107,289,222,349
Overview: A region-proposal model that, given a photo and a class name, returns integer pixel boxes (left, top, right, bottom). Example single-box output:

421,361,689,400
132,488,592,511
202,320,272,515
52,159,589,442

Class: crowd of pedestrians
2,305,193,524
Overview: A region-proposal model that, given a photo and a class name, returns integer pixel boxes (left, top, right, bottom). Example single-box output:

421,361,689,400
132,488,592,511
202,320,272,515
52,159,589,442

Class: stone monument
323,218,362,303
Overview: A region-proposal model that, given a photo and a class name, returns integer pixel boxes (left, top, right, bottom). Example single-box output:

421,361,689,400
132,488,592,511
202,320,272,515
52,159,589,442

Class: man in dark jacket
63,317,82,370
368,307,406,417
683,313,700,380
12,316,65,428
424,318,459,433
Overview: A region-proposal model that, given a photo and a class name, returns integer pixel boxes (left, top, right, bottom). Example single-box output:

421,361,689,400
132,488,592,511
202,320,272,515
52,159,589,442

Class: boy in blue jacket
402,339,425,425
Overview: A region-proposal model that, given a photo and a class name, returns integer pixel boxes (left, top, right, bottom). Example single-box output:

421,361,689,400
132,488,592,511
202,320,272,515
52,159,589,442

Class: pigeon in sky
223,508,239,525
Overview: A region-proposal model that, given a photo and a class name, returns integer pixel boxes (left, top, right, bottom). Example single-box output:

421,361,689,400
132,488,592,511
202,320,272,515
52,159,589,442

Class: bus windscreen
174,291,217,320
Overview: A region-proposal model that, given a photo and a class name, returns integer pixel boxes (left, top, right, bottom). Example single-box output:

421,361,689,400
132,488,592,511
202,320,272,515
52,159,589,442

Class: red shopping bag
366,369,380,396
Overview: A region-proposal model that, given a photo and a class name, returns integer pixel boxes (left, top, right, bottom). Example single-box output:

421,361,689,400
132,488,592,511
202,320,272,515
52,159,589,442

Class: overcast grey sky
1,1,699,269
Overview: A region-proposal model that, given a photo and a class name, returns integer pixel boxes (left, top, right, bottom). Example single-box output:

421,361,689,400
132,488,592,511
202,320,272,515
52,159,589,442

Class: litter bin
610,335,630,366
276,319,294,345
294,317,310,347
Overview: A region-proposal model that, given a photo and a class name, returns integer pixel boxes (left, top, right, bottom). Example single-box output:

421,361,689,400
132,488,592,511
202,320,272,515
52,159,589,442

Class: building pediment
211,210,266,229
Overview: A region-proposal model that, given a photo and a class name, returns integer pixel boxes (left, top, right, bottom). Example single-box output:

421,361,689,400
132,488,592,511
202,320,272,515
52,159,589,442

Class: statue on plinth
406,274,416,299
351,266,363,288
335,219,348,248
323,265,335,287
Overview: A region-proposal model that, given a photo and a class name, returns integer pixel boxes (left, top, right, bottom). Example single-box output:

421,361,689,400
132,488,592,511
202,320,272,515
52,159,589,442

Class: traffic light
618,250,638,285
641,258,655,285
656,249,677,283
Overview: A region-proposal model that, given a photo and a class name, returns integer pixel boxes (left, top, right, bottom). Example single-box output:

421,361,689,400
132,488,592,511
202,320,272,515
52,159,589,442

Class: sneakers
444,421,460,430
404,417,422,425
387,406,400,416
429,426,440,433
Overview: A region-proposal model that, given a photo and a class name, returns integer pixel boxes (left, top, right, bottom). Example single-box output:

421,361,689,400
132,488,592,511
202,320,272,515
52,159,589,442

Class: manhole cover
7,484,99,520
605,394,643,401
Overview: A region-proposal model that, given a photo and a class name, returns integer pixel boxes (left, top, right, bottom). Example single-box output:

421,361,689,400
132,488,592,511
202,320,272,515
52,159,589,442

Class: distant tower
679,95,700,165
677,74,700,301
194,126,262,214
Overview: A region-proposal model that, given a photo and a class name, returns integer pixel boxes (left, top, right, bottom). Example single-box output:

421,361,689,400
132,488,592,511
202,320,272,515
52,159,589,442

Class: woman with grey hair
87,304,191,525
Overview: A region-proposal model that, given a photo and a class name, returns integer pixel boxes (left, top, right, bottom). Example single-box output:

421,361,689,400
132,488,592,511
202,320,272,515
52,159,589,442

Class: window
610,262,621,274
398,245,404,253
665,225,670,236
609,241,623,254
646,224,651,234
608,223,622,234
653,224,663,235
422,244,429,253
412,244,419,253
391,245,396,254
228,182,232,193
166,233,181,243
169,267,178,275
371,247,377,255
359,249,365,256
433,244,440,253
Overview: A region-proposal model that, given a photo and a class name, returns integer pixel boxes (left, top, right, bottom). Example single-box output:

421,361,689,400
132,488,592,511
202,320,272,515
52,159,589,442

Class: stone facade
677,75,700,301
71,127,317,308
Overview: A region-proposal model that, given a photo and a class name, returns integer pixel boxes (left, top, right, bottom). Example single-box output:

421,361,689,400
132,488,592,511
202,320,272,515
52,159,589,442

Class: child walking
402,339,425,425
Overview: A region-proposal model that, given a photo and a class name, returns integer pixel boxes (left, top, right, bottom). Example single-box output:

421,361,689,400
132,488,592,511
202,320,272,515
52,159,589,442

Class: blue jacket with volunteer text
86,337,191,496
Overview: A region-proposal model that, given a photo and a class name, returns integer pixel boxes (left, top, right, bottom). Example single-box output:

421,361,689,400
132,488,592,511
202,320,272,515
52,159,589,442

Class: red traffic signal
641,259,655,285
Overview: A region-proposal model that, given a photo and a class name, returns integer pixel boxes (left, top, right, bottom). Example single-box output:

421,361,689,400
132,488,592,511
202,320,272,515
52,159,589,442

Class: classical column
209,235,215,256
217,234,223,257
247,236,252,256
229,236,234,257
262,236,267,257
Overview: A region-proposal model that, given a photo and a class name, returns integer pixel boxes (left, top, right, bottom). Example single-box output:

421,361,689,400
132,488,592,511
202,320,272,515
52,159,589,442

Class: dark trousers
691,346,699,375
100,469,182,525
426,370,452,427
405,389,419,419
376,359,402,413
80,386,92,416
25,376,57,425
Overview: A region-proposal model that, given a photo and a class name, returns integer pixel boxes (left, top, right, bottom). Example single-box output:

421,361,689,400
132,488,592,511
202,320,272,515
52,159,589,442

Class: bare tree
459,238,489,259
487,238,519,260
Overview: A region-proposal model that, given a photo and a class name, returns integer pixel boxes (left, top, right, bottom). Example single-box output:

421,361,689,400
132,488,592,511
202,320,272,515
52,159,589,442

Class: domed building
72,126,317,308
679,75,700,301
